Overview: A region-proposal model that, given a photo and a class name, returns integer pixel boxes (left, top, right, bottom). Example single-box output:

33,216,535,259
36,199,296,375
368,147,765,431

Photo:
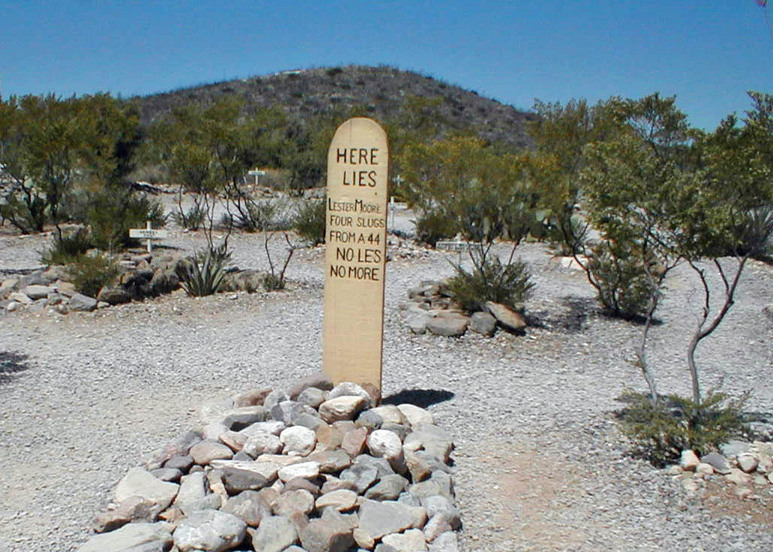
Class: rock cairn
78,374,459,552
0,252,268,315
399,280,526,338
669,441,773,498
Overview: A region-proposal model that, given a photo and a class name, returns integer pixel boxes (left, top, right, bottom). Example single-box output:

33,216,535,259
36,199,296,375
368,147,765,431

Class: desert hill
134,65,535,149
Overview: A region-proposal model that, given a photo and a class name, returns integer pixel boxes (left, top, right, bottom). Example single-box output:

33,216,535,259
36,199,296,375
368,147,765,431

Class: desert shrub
0,191,48,234
66,252,120,298
292,199,326,244
41,228,91,265
87,188,166,250
262,273,285,291
224,200,293,233
177,246,230,297
447,247,534,313
586,242,656,320
618,391,748,467
173,204,207,231
415,209,459,246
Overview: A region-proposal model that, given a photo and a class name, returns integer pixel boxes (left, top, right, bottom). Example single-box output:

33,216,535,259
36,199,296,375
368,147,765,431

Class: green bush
587,242,657,320
66,253,120,298
0,191,48,234
415,209,459,246
262,273,285,291
177,247,230,297
446,248,534,313
617,391,748,467
292,199,326,244
41,228,91,265
173,204,207,231
87,188,166,250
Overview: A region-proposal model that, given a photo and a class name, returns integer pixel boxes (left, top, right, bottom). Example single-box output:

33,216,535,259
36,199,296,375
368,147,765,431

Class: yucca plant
177,246,230,296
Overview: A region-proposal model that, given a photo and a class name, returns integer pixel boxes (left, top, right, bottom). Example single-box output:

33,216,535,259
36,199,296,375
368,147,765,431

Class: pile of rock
0,252,267,315
669,441,773,498
78,375,459,552
399,280,526,338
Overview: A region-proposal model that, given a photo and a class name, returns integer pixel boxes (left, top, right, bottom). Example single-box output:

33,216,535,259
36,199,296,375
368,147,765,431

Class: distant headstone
129,221,168,253
323,118,389,391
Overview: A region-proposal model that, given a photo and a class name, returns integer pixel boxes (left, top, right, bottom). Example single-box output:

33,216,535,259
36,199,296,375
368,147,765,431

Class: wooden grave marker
129,220,169,253
323,117,389,391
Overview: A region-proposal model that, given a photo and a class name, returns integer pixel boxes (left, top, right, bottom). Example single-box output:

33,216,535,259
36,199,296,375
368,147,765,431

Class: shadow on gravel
382,389,455,408
0,351,31,385
528,296,597,333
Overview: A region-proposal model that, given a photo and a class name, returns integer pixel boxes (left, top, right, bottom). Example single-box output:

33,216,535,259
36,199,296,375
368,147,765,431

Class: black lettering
336,149,346,163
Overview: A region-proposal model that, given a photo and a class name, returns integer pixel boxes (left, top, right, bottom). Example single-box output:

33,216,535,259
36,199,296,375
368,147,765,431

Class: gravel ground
0,209,772,552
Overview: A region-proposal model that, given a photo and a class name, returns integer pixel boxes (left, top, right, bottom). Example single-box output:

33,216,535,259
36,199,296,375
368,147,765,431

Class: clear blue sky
1,1,771,130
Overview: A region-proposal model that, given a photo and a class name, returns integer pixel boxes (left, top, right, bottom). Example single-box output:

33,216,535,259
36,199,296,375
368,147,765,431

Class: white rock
319,396,367,423
679,450,700,471
243,431,283,458
368,429,404,460
737,453,759,474
280,426,317,456
115,467,179,510
278,461,321,482
397,404,434,427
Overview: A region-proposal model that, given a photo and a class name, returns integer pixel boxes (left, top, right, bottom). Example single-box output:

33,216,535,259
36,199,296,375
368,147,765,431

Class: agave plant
178,246,230,297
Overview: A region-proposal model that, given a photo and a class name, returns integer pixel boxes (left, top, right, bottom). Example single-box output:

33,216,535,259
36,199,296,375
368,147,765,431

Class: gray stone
356,413,383,436
174,472,207,512
297,387,328,409
190,440,234,465
428,531,459,552
78,523,172,552
222,406,268,430
92,497,161,533
720,440,751,458
278,461,321,482
149,431,202,470
308,450,352,473
284,477,321,496
315,489,358,512
339,463,379,494
115,467,179,511
469,311,497,336
241,420,286,437
370,405,408,426
164,455,194,471
396,404,434,427
264,390,290,412
300,516,355,552
222,490,272,527
421,495,460,528
234,387,273,408
150,467,182,482
427,316,468,337
271,489,315,517
409,471,454,502
357,499,427,540
150,268,180,294
173,510,247,552
249,515,298,552
365,474,409,501
376,528,427,552
219,430,249,452
738,453,760,474
405,310,432,334
405,450,451,482
23,284,55,300
486,301,526,332
280,425,317,456
221,465,273,493
319,396,367,423
68,292,98,311
404,425,454,463
97,286,132,305
701,452,732,475
328,382,374,408
243,431,283,458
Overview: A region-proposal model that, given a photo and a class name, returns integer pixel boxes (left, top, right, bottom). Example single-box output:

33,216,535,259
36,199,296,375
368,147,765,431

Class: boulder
701,452,731,475
315,489,358,512
97,287,132,305
248,515,298,552
92,497,161,533
271,489,315,517
485,301,526,332
115,467,179,511
280,425,317,456
377,528,427,552
189,440,234,465
288,372,334,399
221,490,272,527
77,522,172,552
357,499,427,540
319,396,367,423
68,292,98,311
173,510,247,552
427,316,468,337
243,431,283,458
23,285,55,300
469,311,497,336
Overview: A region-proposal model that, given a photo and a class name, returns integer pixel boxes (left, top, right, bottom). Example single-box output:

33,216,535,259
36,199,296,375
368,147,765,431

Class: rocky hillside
134,65,536,149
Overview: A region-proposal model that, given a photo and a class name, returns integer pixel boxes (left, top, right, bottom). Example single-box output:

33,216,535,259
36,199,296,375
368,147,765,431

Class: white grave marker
323,118,389,391
129,221,168,253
